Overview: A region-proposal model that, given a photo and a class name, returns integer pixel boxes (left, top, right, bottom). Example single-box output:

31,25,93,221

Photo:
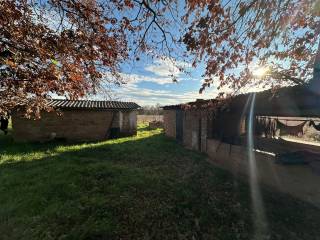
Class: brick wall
206,138,320,208
120,110,137,136
163,110,176,138
163,109,208,152
183,110,207,152
200,113,207,152
12,109,136,142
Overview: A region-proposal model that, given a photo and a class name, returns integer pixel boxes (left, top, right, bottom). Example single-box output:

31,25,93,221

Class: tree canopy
1,0,319,116
183,0,320,93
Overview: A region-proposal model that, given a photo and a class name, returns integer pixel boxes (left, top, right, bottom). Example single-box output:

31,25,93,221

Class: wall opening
176,110,183,142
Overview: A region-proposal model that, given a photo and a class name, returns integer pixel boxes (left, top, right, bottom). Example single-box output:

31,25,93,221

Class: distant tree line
138,104,163,115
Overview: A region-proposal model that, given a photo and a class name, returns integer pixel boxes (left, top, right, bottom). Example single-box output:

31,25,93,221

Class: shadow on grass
0,129,320,240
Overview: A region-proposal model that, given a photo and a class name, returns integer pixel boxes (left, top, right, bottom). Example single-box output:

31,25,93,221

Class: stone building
163,85,320,208
163,100,212,152
163,85,320,152
12,99,140,142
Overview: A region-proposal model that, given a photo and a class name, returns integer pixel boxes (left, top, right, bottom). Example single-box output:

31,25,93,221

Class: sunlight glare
252,66,269,78
247,93,269,239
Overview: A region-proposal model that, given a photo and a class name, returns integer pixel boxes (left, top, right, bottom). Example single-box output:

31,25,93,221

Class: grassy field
0,125,320,240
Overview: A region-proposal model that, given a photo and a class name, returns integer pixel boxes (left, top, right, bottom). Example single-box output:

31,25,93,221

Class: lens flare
247,93,269,239
252,66,269,78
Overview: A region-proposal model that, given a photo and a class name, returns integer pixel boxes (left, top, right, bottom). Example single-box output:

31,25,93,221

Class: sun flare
252,66,269,78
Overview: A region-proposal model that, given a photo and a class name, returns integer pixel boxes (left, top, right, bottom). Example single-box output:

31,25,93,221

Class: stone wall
183,110,207,152
163,109,207,152
120,110,137,136
206,138,320,208
164,107,320,208
12,109,136,142
163,110,176,138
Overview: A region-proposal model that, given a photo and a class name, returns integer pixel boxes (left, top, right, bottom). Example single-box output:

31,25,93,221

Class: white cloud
145,58,182,77
113,82,218,106
101,56,195,88
57,57,274,106
121,72,174,85
97,57,212,106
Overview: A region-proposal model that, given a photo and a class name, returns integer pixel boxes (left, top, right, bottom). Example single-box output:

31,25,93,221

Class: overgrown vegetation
0,125,319,240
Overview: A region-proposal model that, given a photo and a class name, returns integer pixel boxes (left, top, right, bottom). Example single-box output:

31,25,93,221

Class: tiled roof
162,99,216,110
48,99,140,110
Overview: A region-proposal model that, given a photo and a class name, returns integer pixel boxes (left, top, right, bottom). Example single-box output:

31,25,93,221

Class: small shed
163,99,210,152
12,99,140,142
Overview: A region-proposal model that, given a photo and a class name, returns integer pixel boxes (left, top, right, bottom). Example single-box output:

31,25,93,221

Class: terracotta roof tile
48,99,140,110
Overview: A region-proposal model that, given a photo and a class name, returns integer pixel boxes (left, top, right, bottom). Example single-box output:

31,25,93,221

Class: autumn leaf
4,59,16,68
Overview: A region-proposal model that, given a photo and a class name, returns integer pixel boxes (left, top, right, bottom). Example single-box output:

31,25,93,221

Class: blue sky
108,55,221,106
99,0,267,107
41,1,215,106
44,0,306,106
99,2,220,107
40,0,276,107
89,1,222,106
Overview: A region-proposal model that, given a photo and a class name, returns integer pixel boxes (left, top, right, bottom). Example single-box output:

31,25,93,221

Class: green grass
0,125,319,240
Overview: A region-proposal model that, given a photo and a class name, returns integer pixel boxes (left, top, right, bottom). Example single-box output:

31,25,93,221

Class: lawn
0,125,320,240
